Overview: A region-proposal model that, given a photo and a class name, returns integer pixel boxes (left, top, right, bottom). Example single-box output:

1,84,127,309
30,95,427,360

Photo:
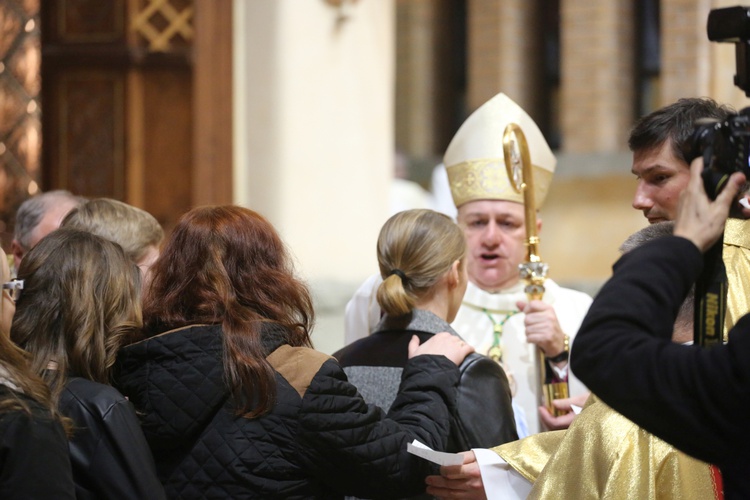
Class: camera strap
700,142,730,201
693,236,726,348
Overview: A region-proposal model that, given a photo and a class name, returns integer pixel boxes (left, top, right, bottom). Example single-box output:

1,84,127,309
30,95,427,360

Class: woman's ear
447,260,461,289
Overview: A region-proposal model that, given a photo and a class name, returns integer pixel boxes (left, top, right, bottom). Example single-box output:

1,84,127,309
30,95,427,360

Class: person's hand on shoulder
408,332,474,366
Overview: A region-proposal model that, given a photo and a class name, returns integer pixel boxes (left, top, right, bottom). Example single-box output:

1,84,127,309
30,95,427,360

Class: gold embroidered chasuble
492,396,722,499
723,218,750,335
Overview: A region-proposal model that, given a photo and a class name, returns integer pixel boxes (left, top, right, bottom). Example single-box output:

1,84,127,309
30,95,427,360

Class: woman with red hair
116,205,472,499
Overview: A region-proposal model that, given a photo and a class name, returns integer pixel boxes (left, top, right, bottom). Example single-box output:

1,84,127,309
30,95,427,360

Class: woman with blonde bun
336,209,518,455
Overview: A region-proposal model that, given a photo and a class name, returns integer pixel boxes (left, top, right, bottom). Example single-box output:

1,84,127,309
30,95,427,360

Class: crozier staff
344,93,592,436
501,122,567,417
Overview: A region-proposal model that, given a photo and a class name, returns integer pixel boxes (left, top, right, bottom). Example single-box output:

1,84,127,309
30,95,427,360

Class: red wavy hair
140,206,314,417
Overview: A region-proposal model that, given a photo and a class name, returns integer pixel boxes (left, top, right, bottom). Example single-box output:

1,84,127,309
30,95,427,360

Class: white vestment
451,281,591,435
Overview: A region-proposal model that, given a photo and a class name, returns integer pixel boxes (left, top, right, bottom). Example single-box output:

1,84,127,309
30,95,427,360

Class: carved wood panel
0,0,41,246
41,0,200,233
32,0,228,237
56,0,124,42
131,0,193,52
57,72,124,197
42,0,128,200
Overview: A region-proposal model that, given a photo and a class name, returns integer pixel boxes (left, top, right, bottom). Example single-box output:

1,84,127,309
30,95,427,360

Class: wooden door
40,0,231,233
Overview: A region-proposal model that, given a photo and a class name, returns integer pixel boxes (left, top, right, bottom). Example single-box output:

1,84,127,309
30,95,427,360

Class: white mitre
443,93,556,208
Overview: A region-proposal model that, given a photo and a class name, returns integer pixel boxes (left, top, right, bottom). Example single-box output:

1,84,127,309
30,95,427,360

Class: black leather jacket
59,377,165,500
0,386,75,499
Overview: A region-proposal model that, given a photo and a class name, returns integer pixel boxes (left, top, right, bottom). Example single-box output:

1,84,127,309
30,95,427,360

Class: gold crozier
502,123,568,418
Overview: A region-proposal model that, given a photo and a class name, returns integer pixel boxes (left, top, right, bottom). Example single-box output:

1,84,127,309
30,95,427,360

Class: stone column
560,0,635,153
395,0,438,158
466,0,543,119
394,0,466,169
660,0,711,105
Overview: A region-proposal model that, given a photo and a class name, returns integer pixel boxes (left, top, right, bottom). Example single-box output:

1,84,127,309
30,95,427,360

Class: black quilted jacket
114,324,460,499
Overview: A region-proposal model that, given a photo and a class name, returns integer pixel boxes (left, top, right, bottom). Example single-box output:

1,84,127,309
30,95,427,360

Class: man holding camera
564,97,750,498
426,221,724,500
577,12,750,496
630,97,750,333
571,152,750,498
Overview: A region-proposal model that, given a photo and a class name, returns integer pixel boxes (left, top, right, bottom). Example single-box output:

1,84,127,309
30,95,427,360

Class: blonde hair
62,198,164,264
376,209,466,316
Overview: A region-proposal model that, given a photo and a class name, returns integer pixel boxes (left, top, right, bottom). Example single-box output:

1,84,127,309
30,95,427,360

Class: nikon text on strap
694,236,726,348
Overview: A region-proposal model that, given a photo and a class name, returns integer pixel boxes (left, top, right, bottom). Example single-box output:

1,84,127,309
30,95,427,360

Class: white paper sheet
406,440,464,466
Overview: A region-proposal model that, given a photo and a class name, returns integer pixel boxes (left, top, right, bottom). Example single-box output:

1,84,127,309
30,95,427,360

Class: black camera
691,7,750,349
688,6,750,199
707,6,750,97
689,109,750,199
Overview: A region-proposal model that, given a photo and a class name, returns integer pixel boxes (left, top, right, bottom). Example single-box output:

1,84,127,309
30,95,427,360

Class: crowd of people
1,92,749,499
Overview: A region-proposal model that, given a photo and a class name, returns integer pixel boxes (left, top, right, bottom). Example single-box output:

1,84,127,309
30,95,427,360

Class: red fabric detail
710,464,724,500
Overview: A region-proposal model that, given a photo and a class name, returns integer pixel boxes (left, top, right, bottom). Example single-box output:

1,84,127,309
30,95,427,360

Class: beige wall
234,0,394,353
540,154,645,293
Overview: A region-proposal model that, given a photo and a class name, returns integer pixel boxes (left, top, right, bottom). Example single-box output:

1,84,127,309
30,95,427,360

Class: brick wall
561,0,635,153
467,0,543,122
660,0,710,104
395,0,465,161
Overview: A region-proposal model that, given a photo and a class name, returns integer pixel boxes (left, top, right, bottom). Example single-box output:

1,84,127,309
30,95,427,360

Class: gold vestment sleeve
491,396,722,499
492,430,564,483
723,218,750,336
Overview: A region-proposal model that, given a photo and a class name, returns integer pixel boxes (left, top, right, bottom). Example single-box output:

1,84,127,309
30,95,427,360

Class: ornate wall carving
0,0,41,245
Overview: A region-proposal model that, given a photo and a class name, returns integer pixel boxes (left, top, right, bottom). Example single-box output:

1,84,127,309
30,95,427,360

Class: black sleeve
452,354,518,449
571,235,750,464
97,399,166,500
68,396,166,500
0,409,76,499
297,354,459,499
